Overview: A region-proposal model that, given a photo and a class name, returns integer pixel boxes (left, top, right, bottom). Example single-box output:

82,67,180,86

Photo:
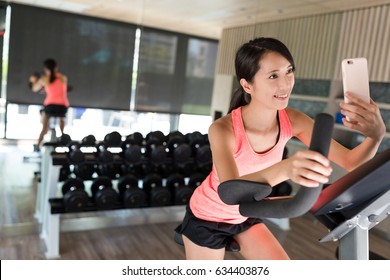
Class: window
7,4,136,110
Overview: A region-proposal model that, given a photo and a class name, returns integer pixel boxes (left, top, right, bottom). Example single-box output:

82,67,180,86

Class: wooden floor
1,140,390,260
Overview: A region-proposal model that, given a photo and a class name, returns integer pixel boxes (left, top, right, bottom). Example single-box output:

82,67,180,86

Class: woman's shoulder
285,107,311,121
209,113,232,133
208,112,235,150
208,113,234,140
57,72,67,83
285,107,300,117
285,107,314,136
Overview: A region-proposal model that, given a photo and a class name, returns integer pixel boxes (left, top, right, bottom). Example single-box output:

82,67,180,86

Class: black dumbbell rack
38,136,210,258
48,149,204,212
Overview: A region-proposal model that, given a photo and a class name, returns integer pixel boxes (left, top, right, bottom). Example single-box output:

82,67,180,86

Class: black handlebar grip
308,113,334,157
239,113,334,218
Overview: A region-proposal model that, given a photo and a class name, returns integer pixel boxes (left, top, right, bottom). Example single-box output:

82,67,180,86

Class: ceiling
6,0,390,39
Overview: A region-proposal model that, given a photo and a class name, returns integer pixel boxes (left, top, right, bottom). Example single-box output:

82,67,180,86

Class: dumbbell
185,131,205,153
59,165,71,181
146,131,166,145
104,131,122,147
96,140,123,179
68,141,85,164
203,133,209,145
166,173,194,205
166,131,193,175
173,145,194,176
97,162,122,179
195,144,212,174
121,139,143,165
117,175,146,208
121,162,144,179
144,137,171,175
143,173,171,207
28,71,41,89
166,131,185,149
167,131,191,161
73,163,96,180
81,134,96,146
96,141,113,163
62,178,89,212
125,132,144,146
120,139,144,177
187,173,207,189
68,134,96,180
145,139,166,162
57,134,72,146
91,176,119,210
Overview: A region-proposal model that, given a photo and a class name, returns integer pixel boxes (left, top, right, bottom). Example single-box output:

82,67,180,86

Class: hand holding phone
341,57,370,121
341,57,370,104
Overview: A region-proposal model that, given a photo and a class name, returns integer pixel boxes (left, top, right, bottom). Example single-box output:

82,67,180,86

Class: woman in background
29,58,69,151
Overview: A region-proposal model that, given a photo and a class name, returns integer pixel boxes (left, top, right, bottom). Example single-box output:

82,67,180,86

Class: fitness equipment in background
185,131,211,175
96,141,114,163
117,174,147,208
104,131,122,147
143,173,171,207
81,134,96,146
195,143,212,175
167,131,194,176
144,132,173,176
58,164,71,181
125,132,144,146
57,133,72,146
95,141,123,179
62,134,93,180
62,178,89,212
73,163,96,180
145,131,166,145
122,140,143,165
97,161,122,179
46,130,215,214
166,131,186,149
67,141,85,165
185,131,205,152
91,176,119,210
67,134,96,180
121,138,144,178
166,173,194,205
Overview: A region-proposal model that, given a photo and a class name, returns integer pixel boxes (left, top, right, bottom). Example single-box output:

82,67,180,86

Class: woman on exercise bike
29,58,69,151
175,37,386,260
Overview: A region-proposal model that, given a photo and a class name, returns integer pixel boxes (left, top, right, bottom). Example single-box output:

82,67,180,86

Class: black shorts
175,206,263,249
44,105,68,117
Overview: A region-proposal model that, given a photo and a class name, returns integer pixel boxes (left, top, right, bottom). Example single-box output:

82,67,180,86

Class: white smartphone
341,57,371,104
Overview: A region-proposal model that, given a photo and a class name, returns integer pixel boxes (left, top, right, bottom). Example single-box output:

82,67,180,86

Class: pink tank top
189,107,293,224
43,74,69,107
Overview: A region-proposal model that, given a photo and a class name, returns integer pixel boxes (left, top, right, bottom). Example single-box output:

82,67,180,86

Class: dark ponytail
43,58,57,84
228,87,251,113
227,37,295,113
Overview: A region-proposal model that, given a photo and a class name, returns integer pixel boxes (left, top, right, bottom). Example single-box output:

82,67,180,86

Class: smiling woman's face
244,51,295,110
